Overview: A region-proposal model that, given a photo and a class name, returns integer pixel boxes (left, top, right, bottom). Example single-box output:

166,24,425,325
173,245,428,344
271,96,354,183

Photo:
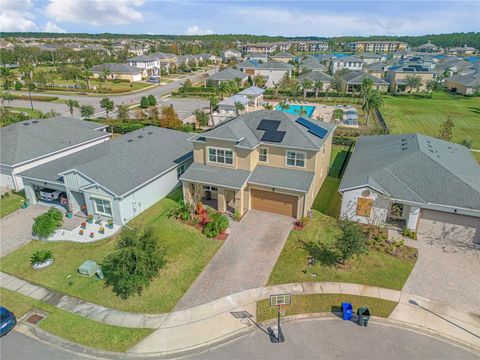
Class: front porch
183,182,243,216
385,202,420,231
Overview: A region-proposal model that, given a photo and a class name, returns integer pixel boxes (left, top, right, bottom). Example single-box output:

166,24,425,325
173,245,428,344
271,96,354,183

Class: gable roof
91,63,143,75
335,55,363,63
256,61,293,70
339,134,480,212
208,68,248,81
299,59,326,71
341,71,388,85
298,71,333,83
238,86,265,96
0,117,108,167
446,72,480,87
271,51,294,58
191,110,335,151
19,127,193,197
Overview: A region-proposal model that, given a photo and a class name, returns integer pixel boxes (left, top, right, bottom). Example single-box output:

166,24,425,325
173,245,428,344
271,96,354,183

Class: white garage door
0,173,15,190
418,209,480,244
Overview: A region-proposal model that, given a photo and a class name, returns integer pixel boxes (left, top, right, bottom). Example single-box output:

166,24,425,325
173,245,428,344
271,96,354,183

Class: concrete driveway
0,205,48,257
401,233,480,314
175,210,294,310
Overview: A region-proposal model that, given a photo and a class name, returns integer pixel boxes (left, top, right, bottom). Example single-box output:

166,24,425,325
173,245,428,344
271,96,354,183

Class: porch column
217,188,226,213
182,182,192,204
235,189,244,216
406,206,421,231
24,184,37,205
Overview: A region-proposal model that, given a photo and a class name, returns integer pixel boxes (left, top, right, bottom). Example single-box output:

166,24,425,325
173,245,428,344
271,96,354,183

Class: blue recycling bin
341,302,353,320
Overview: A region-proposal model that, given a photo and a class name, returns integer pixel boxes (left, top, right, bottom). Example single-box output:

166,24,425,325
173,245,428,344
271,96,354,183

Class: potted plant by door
87,214,94,224
107,219,114,229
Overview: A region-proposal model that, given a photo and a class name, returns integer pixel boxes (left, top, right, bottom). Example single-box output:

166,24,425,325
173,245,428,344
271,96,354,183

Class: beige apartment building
348,41,407,53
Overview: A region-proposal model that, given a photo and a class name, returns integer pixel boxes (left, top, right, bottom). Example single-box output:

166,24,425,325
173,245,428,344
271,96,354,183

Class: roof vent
138,135,143,139
147,131,153,135
32,120,39,124
127,139,133,143
23,122,30,126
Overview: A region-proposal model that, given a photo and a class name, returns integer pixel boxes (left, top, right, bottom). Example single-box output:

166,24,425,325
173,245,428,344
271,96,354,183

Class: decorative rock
32,258,54,270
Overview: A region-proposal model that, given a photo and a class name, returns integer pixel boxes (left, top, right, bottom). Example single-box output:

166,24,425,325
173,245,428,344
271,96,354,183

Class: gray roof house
0,117,110,190
339,134,480,244
237,86,265,106
445,72,480,95
19,127,193,225
299,58,327,72
91,63,146,81
180,110,336,219
207,68,248,84
341,71,389,92
298,71,334,92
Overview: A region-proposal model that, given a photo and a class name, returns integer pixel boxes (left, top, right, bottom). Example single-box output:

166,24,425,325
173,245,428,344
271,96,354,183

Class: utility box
78,260,98,277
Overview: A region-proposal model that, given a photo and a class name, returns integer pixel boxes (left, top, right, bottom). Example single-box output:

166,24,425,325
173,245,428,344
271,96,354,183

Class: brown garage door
417,209,480,244
251,189,298,218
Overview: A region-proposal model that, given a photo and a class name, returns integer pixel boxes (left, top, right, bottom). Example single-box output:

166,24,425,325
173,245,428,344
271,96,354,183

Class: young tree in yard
117,104,130,122
147,95,157,107
437,116,454,141
1,68,14,90
193,108,209,127
234,101,245,115
140,96,149,109
80,104,95,118
66,99,79,117
362,89,383,126
99,68,111,86
102,227,166,300
360,77,374,105
314,80,324,98
405,75,422,93
26,82,36,111
335,219,367,264
159,105,182,129
331,74,346,93
148,106,159,121
253,75,265,88
302,79,313,99
100,97,114,119
426,79,442,98
209,95,218,126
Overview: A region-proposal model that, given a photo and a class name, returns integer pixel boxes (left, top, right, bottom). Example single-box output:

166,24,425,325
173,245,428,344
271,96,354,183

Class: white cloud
0,0,38,31
46,0,145,26
186,25,214,36
42,21,66,33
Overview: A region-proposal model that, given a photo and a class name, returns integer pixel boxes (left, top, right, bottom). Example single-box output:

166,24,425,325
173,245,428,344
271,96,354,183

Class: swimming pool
275,104,316,117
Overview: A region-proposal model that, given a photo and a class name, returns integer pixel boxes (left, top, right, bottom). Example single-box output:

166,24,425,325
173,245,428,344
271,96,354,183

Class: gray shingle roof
238,86,265,96
126,54,158,62
335,55,363,63
192,110,335,151
341,71,388,85
92,63,143,75
180,163,250,189
257,61,293,70
299,59,326,71
271,51,294,58
208,68,248,81
20,127,193,197
339,134,480,211
0,117,108,166
249,165,314,192
447,72,480,87
298,71,333,83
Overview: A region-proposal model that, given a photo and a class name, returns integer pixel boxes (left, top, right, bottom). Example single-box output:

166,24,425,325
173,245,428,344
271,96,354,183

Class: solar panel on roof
257,119,281,131
261,131,286,143
296,117,328,139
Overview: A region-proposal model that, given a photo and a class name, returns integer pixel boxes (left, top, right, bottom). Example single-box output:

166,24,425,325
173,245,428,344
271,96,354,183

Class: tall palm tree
66,99,80,117
302,79,313,99
362,89,383,126
209,96,218,126
426,79,442,98
314,80,324,98
360,77,374,103
405,75,422,93
218,81,231,100
82,68,93,89
234,101,245,115
99,68,111,87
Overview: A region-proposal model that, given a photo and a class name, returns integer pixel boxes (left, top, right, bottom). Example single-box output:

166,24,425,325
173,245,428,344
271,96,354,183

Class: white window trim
207,146,234,166
258,147,268,163
285,150,307,168
91,196,113,217
177,163,187,179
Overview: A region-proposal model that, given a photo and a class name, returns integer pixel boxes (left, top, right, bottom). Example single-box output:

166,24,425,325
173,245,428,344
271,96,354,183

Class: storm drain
26,313,45,325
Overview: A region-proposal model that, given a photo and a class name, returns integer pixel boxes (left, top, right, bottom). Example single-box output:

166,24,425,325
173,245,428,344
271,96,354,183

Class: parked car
39,189,66,202
0,307,17,336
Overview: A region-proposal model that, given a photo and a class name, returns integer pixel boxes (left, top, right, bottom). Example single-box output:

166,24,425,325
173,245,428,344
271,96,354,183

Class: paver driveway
175,210,294,310
401,233,480,314
0,205,48,257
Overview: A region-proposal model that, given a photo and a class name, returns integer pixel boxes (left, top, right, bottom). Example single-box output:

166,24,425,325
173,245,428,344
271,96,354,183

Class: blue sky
1,0,479,37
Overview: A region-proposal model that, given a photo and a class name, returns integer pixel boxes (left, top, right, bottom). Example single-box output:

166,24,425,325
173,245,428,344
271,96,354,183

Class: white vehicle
39,189,65,202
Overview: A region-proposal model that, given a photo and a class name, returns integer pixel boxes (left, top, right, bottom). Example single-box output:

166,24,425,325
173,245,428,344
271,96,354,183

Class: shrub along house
0,117,110,191
19,127,193,225
339,134,480,244
180,110,335,219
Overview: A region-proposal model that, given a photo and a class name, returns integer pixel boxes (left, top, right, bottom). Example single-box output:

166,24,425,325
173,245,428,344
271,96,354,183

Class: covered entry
417,209,480,244
251,189,298,218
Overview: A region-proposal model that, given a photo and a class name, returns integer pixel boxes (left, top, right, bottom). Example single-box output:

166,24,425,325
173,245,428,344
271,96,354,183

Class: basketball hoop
278,304,286,317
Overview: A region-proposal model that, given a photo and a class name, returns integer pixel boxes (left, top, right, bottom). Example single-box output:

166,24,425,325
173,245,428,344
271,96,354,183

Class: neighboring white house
0,117,110,191
91,63,146,82
330,55,363,74
19,127,193,225
126,54,160,76
221,49,242,62
235,60,293,88
339,134,480,244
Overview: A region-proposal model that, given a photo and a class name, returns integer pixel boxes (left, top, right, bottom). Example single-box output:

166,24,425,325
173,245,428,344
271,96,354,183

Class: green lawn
1,289,152,352
382,92,480,148
472,151,480,164
4,107,43,118
329,145,349,178
267,210,416,290
1,189,223,313
0,192,25,218
257,294,398,322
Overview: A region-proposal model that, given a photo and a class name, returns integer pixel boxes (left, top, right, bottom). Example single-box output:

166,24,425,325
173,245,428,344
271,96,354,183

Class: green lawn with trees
381,92,480,148
1,189,222,313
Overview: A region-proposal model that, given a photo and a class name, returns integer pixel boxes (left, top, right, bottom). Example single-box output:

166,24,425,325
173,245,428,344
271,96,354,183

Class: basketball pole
277,305,281,342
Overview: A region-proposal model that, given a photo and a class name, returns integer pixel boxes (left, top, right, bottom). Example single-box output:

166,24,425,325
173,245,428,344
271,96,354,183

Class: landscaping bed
257,294,398,322
267,210,416,291
1,189,222,313
0,289,152,352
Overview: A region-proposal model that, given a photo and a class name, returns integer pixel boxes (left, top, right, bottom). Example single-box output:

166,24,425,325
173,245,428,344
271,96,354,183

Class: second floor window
259,148,268,162
286,150,306,168
177,164,186,179
208,147,233,165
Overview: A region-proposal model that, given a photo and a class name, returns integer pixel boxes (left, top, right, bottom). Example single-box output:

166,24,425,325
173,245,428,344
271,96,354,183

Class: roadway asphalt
7,68,217,118
1,318,477,360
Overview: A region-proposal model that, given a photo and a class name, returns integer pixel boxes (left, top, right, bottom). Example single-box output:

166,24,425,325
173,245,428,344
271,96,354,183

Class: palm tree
278,100,290,111
99,68,111,87
234,101,245,115
209,95,218,126
218,81,231,100
82,68,93,89
302,79,313,99
360,77,374,102
426,79,442,98
314,80,324,98
263,103,273,110
362,89,383,126
405,75,422,93
66,99,80,117
80,104,95,118
1,68,15,90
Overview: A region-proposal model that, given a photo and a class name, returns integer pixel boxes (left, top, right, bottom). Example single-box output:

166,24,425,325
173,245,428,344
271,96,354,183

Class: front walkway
0,205,48,257
174,210,294,310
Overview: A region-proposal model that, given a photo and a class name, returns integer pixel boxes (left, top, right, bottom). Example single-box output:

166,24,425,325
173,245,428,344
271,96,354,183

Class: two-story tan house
180,110,335,219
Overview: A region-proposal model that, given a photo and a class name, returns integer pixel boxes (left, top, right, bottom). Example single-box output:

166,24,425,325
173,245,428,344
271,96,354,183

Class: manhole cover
26,314,45,325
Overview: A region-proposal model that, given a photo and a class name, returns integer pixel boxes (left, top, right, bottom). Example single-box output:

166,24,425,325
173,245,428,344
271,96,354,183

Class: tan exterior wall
389,72,435,92
445,80,474,95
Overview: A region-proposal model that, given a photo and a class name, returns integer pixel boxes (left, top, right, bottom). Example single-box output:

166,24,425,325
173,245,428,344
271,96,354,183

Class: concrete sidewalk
2,272,479,355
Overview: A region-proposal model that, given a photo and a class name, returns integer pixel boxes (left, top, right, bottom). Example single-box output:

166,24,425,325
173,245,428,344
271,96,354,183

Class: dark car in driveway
0,307,17,336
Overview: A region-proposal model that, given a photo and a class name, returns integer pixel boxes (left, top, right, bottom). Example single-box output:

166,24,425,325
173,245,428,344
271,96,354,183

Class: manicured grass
4,107,44,118
257,294,398,322
0,289,152,352
329,145,349,178
267,210,416,290
471,151,480,164
382,92,480,148
0,192,25,218
1,189,223,313
312,177,342,218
